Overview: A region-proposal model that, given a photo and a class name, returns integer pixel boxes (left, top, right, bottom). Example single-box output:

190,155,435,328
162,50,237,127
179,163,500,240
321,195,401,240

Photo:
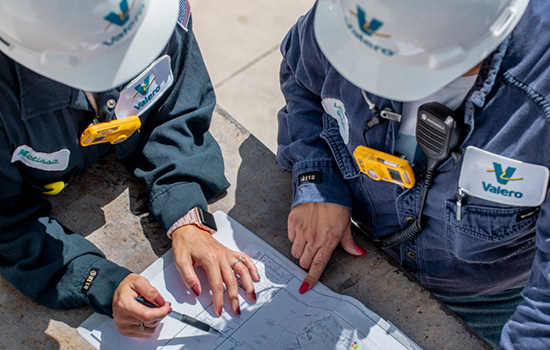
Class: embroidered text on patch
81,268,100,294
322,98,350,144
11,145,70,171
298,172,323,186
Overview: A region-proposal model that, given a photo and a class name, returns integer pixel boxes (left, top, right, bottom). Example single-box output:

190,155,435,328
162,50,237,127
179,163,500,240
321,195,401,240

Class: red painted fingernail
217,307,223,316
236,306,241,316
191,285,200,296
154,295,166,306
355,245,367,255
299,281,310,294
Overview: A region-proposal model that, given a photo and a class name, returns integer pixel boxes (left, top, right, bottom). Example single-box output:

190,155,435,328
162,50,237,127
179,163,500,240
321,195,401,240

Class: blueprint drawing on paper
78,212,422,350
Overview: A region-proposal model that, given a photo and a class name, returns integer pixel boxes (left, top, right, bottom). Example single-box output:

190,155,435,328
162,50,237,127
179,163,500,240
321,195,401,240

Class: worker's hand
112,273,172,337
171,225,260,317
288,202,366,294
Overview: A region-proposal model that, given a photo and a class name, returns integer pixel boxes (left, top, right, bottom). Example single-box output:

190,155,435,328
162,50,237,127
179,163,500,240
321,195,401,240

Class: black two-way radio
377,102,464,248
416,103,464,169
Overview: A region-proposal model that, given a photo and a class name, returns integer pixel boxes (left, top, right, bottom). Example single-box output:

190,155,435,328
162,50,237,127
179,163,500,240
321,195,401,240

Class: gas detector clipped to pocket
353,145,415,188
80,115,141,147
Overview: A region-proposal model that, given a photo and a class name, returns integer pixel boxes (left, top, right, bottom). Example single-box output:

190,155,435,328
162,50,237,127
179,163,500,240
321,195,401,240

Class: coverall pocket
445,201,537,264
320,112,376,226
319,112,360,180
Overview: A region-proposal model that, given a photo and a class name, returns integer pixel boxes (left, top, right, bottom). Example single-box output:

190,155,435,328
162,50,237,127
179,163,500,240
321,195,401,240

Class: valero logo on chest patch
115,55,174,119
459,146,549,207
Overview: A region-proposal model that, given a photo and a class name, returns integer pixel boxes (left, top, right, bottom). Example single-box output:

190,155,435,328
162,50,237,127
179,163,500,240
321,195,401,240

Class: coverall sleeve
0,124,132,316
276,7,352,210
127,20,230,232
501,190,550,349
0,21,228,318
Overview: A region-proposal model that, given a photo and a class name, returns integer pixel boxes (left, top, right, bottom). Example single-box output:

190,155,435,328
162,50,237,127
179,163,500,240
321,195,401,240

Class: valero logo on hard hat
104,0,133,28
345,6,395,56
103,0,145,46
351,6,389,38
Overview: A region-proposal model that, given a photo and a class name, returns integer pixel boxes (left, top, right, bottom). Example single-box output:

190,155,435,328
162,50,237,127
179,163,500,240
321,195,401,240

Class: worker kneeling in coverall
0,0,259,337
277,0,550,348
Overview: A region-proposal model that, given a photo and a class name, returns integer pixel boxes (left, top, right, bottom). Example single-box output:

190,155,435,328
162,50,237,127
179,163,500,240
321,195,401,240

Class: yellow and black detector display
353,145,415,188
80,116,141,147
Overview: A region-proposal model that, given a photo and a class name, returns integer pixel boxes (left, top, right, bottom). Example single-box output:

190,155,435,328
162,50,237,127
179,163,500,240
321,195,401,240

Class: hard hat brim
313,0,527,102
7,0,179,92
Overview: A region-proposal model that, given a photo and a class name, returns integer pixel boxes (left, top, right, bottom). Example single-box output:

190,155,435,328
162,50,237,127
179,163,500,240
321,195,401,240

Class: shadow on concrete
2,153,174,349
0,273,91,349
48,154,140,237
227,135,294,262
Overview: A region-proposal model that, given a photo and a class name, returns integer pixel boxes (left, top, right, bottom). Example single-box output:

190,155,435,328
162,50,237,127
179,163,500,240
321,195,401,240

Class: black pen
134,296,221,335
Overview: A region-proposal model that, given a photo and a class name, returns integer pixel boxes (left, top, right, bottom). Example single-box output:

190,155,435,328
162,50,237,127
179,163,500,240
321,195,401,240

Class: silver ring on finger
231,256,245,270
140,321,145,331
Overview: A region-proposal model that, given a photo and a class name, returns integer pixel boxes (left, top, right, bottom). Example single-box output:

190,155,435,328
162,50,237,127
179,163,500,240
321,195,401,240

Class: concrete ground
192,0,315,152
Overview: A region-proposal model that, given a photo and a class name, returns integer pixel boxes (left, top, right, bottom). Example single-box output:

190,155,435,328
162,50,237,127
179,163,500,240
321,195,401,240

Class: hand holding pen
135,296,221,335
112,273,172,338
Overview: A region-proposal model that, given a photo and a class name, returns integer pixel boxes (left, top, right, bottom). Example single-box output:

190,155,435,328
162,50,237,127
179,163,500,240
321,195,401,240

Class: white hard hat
314,0,530,101
0,0,178,91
